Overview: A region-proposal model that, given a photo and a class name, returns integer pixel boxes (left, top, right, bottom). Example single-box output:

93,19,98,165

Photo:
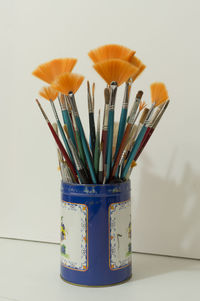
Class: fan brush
32,58,77,84
88,44,135,63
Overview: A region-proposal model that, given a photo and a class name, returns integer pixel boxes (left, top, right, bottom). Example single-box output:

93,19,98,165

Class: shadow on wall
132,151,200,259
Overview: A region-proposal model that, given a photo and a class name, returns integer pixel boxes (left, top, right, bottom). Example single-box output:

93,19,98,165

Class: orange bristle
51,72,84,95
139,100,147,111
93,59,138,86
39,86,58,101
88,44,135,63
150,82,169,106
32,58,77,84
130,56,146,81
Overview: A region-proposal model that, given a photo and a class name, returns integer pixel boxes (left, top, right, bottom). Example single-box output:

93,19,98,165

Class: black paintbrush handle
89,112,96,156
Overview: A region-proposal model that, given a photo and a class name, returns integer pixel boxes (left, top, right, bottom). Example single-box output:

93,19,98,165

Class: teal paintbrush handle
114,107,128,160
75,116,97,184
57,119,74,162
121,125,147,178
61,109,76,147
106,110,114,180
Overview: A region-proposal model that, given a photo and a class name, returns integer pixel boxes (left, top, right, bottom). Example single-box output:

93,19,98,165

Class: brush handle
50,100,73,162
106,109,114,180
111,123,132,178
94,127,100,176
74,128,86,166
114,107,128,160
134,127,154,161
121,125,147,178
89,112,96,156
56,119,74,161
61,109,76,147
47,121,77,182
75,116,97,184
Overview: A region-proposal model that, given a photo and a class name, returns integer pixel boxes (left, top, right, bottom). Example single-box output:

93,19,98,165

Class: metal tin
60,180,132,286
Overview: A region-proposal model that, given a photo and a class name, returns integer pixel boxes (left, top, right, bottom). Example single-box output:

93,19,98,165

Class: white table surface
0,238,199,301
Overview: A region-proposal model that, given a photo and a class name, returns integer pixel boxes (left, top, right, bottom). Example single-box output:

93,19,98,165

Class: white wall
0,0,200,259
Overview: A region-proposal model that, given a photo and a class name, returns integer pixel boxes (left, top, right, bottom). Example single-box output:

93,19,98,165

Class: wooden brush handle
111,123,132,178
47,121,78,182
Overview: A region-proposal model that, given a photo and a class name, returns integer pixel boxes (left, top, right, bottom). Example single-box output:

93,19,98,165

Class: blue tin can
60,180,132,286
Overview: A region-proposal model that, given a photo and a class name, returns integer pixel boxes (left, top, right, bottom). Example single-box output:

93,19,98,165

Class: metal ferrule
119,148,127,166
65,95,72,114
72,113,78,131
50,99,59,121
128,97,141,124
109,104,115,111
103,105,109,130
109,81,118,106
144,103,155,126
152,100,170,129
122,82,130,108
68,92,79,117
59,93,67,111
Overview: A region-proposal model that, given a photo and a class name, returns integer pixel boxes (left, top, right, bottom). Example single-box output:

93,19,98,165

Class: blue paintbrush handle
121,125,147,178
106,110,114,180
57,119,74,162
61,109,76,147
114,107,128,160
75,116,97,184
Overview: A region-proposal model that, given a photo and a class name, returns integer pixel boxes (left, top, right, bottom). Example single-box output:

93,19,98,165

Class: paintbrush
70,114,86,167
101,88,110,182
121,83,169,178
68,137,90,184
53,123,74,183
116,125,138,178
112,122,119,157
93,58,139,181
39,86,74,162
52,72,97,184
98,151,103,184
111,90,143,178
63,123,90,182
94,109,101,176
114,81,131,161
58,93,76,147
87,81,96,157
134,100,170,161
125,160,137,180
35,99,78,182
115,56,146,155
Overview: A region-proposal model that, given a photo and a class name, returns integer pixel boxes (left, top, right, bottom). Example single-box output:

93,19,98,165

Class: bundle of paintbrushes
32,44,170,184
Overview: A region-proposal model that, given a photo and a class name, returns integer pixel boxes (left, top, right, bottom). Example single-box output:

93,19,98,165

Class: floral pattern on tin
61,201,88,271
109,200,132,270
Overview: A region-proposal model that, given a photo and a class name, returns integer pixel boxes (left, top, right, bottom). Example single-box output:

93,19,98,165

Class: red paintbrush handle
101,130,108,168
111,123,132,178
134,127,154,161
47,121,78,182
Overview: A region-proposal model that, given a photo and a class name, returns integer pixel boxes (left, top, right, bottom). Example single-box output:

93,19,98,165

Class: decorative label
61,201,88,271
109,200,132,270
